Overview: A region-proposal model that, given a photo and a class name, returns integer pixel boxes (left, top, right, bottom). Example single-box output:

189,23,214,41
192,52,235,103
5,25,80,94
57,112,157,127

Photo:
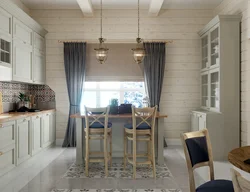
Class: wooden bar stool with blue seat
84,106,112,177
181,128,234,192
123,105,158,179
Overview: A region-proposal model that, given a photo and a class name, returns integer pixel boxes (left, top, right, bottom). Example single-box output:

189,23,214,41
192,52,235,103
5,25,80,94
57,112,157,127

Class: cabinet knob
46,114,49,116
23,119,26,122
36,116,39,119
0,124,3,128
0,152,3,156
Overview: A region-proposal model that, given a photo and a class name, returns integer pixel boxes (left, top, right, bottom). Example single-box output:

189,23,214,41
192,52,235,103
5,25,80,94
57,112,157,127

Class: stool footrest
127,157,152,165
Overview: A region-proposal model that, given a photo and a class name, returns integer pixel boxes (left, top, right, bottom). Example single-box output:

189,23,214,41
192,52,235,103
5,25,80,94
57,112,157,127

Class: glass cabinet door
201,35,208,70
210,69,220,110
201,72,209,108
210,27,219,68
0,37,11,66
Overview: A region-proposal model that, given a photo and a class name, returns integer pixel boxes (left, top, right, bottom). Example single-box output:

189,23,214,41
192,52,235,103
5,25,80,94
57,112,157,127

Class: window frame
81,81,146,109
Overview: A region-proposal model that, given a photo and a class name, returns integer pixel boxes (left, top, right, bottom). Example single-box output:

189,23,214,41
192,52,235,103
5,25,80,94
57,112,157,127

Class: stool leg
133,134,136,179
147,139,151,168
123,129,127,170
109,131,112,167
151,135,156,179
104,133,108,177
85,133,89,177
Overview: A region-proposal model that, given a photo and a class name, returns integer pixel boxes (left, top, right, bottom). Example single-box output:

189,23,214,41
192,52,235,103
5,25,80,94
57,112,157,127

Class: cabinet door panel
0,144,15,177
17,118,31,164
13,18,32,46
198,114,206,130
0,121,15,148
32,116,42,155
33,50,45,84
34,33,45,53
0,7,12,35
13,40,32,83
42,115,50,148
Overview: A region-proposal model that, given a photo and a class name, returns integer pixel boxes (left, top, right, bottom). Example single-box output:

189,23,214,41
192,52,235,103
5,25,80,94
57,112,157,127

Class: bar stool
123,105,158,179
84,106,112,177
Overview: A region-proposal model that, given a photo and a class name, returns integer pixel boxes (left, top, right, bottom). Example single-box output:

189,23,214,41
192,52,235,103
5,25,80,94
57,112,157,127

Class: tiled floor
0,146,234,192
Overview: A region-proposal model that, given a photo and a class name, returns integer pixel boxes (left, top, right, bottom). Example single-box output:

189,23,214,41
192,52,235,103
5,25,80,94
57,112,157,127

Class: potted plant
109,98,119,114
17,93,30,109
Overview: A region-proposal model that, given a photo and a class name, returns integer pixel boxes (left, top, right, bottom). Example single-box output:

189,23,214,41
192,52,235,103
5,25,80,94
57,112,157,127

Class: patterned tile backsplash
0,82,55,103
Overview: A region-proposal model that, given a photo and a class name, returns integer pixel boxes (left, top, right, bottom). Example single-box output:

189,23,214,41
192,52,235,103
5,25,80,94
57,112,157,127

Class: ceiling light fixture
94,0,109,64
131,0,145,64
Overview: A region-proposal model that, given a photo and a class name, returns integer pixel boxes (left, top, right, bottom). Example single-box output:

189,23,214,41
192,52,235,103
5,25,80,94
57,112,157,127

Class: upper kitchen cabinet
0,7,12,68
12,39,33,83
0,0,47,84
198,15,240,113
13,18,33,47
33,33,46,84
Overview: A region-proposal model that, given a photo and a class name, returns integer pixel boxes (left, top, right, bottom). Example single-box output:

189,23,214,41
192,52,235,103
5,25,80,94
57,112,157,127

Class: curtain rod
58,40,173,44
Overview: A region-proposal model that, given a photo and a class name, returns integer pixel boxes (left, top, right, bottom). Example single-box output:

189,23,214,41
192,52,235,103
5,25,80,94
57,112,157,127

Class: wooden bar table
228,146,250,180
71,113,168,165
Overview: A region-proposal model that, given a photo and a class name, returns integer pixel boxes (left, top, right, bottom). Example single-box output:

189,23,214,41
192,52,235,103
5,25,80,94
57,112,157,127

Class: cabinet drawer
0,144,16,177
0,7,12,36
0,121,15,149
13,18,32,46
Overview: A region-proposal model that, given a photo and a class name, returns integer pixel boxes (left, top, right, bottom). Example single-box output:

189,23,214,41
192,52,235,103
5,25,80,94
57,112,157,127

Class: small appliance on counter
119,104,132,114
9,106,41,113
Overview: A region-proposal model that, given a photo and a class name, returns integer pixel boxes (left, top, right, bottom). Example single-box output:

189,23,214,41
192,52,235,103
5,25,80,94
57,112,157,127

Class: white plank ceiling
21,0,224,10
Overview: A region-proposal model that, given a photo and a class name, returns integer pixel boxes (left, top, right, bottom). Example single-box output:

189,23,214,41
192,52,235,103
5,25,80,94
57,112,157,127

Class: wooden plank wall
30,9,213,143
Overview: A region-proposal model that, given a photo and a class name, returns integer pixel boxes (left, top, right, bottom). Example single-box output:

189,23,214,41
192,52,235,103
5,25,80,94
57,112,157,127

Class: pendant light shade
94,0,109,64
132,0,145,64
94,38,109,64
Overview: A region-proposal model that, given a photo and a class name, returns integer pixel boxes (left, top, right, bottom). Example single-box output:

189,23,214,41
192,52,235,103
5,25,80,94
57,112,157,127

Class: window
81,82,145,112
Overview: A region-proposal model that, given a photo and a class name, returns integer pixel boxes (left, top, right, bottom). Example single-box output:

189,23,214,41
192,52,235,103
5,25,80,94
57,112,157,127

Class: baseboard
165,138,182,146
56,139,64,146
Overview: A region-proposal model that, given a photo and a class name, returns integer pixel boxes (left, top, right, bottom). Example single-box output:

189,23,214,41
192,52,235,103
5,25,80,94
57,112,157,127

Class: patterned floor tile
63,163,173,179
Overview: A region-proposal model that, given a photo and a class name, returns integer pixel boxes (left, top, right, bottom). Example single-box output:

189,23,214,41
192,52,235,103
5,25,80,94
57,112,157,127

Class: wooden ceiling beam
148,0,164,17
76,0,93,17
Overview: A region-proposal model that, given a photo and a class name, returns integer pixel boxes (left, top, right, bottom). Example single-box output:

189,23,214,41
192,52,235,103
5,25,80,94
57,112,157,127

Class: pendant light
94,0,109,64
131,0,145,64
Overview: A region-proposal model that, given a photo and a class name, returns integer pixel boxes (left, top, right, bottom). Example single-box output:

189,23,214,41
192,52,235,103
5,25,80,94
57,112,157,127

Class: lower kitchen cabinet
42,113,51,148
0,121,16,177
31,115,42,156
50,112,56,144
16,117,31,165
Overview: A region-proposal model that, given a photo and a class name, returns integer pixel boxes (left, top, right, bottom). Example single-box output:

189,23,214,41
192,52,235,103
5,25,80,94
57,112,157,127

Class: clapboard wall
30,9,213,143
214,0,249,146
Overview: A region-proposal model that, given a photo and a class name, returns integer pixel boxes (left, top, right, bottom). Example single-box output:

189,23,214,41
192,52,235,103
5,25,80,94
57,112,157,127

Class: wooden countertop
71,112,168,119
228,146,250,173
0,109,56,123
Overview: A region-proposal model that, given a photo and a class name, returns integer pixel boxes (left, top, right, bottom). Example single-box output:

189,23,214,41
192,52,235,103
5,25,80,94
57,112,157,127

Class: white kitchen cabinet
33,50,45,84
0,121,16,176
34,33,45,54
0,7,12,36
31,115,42,156
13,18,33,47
42,114,50,148
0,7,12,69
191,15,240,160
49,112,56,144
16,117,31,165
12,40,32,83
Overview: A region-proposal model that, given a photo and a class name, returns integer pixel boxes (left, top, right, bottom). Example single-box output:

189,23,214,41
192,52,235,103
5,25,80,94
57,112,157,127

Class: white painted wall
10,0,30,15
30,9,213,141
214,0,250,146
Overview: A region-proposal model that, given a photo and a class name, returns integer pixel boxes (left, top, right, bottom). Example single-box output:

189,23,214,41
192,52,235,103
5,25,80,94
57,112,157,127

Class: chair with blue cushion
181,129,234,192
84,106,112,177
123,105,158,179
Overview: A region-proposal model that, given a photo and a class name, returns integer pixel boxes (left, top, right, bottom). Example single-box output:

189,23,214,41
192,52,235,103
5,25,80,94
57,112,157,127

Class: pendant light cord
138,0,140,39
101,0,103,39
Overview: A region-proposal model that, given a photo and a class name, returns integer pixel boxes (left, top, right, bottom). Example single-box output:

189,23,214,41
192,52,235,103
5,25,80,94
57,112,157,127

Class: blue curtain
62,42,86,147
143,42,166,110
